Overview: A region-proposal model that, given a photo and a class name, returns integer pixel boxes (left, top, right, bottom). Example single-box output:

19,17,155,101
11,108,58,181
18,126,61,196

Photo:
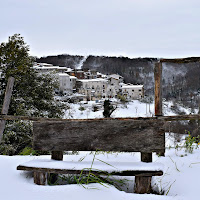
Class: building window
139,89,141,91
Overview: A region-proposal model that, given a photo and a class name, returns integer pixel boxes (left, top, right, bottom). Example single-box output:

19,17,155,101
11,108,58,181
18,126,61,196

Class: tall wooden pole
154,62,165,156
0,77,15,141
154,62,162,116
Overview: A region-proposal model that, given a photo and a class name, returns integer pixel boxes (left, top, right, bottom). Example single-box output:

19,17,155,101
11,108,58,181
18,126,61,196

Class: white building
33,63,144,101
77,78,108,101
59,73,77,94
121,84,144,100
33,63,70,73
107,74,123,98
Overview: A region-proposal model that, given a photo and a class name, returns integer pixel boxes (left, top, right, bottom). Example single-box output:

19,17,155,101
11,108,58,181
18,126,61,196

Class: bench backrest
33,119,165,153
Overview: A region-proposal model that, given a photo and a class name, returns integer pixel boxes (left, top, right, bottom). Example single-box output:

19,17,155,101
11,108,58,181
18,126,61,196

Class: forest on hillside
37,54,200,110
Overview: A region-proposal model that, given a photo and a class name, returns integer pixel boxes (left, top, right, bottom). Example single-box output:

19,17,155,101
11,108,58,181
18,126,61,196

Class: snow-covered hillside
64,99,195,119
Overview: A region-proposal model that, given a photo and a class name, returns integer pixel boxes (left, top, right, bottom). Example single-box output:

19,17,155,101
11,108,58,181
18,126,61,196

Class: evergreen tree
0,34,65,155
103,100,116,118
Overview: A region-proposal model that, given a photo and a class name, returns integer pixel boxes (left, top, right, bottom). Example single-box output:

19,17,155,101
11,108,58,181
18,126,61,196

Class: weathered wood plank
160,57,200,64
17,165,163,176
0,77,15,140
1,114,200,122
154,62,162,116
134,176,152,194
33,120,165,152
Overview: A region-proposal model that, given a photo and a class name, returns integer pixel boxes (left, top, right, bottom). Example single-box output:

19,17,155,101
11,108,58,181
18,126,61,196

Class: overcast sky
1,0,200,58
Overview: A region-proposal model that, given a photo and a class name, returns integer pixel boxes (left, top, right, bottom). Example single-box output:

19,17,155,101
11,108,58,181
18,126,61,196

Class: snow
122,85,143,89
59,73,70,77
1,141,200,200
79,78,108,82
64,100,190,119
19,159,164,172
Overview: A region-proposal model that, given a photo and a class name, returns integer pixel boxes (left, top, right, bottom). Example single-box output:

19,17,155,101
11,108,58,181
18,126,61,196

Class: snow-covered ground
1,133,200,200
1,100,199,200
64,99,195,119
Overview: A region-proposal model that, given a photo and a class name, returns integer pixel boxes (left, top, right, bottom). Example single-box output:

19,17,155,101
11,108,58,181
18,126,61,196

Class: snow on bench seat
17,159,164,176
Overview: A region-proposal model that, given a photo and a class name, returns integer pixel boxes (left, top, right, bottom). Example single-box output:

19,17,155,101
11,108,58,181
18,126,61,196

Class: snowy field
1,133,200,200
64,100,194,119
1,100,199,200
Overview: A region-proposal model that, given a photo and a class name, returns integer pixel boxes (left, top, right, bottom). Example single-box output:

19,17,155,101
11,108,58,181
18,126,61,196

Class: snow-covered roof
58,73,70,77
108,74,123,80
65,68,73,72
69,76,77,79
33,66,69,70
122,85,143,89
79,78,108,82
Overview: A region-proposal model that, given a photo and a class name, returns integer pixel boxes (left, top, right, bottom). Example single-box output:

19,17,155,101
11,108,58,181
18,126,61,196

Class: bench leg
34,172,47,185
134,176,152,194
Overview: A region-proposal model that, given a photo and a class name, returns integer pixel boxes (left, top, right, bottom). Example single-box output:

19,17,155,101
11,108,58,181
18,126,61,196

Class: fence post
154,62,162,116
0,77,15,141
154,62,165,156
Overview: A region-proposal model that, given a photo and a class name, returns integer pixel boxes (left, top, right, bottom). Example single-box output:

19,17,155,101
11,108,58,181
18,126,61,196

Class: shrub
184,131,200,153
79,106,85,111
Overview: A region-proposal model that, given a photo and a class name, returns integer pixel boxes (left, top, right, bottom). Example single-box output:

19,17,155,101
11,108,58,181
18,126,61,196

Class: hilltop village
33,63,144,102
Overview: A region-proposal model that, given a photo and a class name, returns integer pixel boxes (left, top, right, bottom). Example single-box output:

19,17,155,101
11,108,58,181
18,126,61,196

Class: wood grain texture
34,172,47,185
1,114,200,122
134,176,152,194
0,77,15,140
17,165,163,176
33,120,165,152
154,62,162,116
160,57,200,64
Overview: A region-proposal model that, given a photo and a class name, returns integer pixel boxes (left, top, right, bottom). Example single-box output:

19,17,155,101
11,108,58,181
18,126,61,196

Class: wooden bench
17,118,165,194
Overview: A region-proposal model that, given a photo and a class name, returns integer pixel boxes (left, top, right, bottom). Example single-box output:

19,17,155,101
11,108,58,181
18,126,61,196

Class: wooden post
34,172,47,185
0,77,15,141
134,152,152,194
141,152,152,162
48,151,63,184
134,176,152,194
51,151,63,160
154,62,165,156
154,62,162,116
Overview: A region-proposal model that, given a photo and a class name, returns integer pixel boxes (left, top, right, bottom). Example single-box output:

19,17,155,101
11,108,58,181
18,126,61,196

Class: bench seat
17,159,164,176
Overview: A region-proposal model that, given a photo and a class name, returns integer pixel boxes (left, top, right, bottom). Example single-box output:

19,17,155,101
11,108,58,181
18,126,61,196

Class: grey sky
1,0,200,58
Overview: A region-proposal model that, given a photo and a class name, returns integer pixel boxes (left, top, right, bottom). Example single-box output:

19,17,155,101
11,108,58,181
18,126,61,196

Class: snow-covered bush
0,121,32,155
